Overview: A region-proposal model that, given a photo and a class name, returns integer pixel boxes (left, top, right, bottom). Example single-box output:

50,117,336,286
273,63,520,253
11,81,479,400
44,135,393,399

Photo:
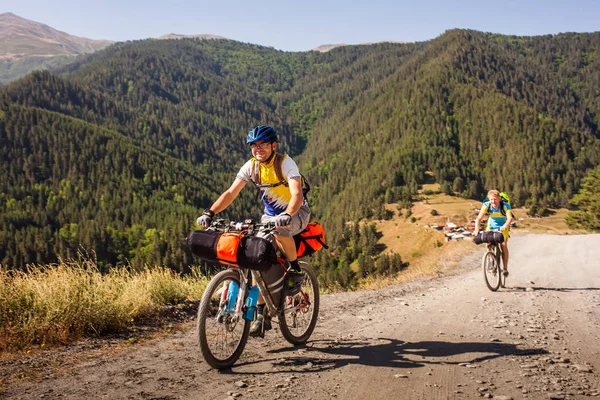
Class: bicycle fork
216,270,248,325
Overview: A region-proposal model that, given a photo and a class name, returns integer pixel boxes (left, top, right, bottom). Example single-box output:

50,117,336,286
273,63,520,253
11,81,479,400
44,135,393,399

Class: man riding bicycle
197,125,310,337
473,189,514,277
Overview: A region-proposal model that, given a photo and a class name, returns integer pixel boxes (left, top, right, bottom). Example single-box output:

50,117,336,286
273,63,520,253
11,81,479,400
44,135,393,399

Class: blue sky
4,0,600,52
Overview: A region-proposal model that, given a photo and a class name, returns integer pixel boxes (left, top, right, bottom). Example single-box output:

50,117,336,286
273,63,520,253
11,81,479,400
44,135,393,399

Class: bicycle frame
216,258,304,325
487,242,503,268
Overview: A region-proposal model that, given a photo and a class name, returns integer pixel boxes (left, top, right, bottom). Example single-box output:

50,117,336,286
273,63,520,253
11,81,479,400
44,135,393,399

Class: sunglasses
249,142,272,150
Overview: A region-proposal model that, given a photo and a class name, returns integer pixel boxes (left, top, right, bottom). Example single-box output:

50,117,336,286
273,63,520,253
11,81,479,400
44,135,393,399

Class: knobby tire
483,250,501,292
279,262,320,345
197,269,250,369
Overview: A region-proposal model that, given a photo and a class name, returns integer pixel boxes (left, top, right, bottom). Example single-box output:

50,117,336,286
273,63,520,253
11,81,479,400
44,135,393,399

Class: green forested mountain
1,30,599,280
566,164,600,231
302,31,600,234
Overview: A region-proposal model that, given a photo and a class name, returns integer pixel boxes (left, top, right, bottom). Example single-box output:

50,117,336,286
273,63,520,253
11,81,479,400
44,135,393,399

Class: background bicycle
188,218,323,369
473,230,506,291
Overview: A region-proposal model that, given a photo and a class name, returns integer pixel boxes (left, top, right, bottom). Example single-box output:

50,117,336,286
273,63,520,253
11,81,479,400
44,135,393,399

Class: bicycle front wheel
197,269,250,369
279,262,320,345
482,251,501,292
497,248,506,288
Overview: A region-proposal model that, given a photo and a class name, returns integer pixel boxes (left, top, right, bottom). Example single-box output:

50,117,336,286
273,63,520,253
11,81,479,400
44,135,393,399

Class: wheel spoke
279,263,320,345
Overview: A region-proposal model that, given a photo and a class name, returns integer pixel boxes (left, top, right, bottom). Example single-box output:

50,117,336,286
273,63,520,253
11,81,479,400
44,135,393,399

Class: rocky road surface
1,233,599,400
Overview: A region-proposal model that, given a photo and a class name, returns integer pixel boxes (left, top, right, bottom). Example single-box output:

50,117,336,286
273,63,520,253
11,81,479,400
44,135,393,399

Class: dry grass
376,193,479,264
0,258,208,351
359,239,475,290
510,208,580,234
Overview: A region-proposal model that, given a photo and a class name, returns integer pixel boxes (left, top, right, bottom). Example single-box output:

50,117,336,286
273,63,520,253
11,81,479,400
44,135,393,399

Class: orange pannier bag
216,232,244,266
294,222,328,258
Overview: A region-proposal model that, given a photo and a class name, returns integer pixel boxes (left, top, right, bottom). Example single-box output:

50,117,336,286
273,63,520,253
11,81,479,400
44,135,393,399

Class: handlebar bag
216,232,245,267
294,222,328,258
188,230,221,262
188,230,277,270
474,231,504,244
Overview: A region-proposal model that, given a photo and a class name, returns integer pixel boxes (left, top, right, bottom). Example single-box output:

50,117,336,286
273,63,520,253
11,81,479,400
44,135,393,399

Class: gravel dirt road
2,233,599,400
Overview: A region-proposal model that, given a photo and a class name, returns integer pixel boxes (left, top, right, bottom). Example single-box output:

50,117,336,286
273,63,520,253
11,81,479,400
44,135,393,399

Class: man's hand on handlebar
275,213,292,227
197,215,212,228
197,209,214,228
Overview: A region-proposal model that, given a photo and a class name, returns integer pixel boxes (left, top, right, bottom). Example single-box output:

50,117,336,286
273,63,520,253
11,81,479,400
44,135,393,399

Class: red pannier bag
293,222,328,258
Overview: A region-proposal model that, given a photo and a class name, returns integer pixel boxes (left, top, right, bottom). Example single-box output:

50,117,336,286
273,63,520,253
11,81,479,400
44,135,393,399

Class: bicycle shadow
501,286,600,292
225,337,547,375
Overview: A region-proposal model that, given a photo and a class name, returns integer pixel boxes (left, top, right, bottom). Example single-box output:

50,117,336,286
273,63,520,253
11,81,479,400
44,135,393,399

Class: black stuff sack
238,236,278,271
473,231,504,245
187,230,221,262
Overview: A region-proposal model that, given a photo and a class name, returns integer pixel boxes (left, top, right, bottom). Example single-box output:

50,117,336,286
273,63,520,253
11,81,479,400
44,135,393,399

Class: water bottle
243,285,259,321
225,280,239,313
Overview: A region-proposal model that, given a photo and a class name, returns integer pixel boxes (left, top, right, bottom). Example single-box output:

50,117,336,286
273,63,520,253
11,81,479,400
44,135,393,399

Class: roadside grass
0,258,208,351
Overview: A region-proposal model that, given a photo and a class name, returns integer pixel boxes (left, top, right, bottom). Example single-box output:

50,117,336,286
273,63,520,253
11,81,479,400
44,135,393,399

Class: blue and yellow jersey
237,154,304,216
481,201,511,230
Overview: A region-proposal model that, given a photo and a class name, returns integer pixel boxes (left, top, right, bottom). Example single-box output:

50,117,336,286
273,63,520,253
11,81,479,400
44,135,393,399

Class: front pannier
187,230,277,270
293,222,328,258
473,231,504,245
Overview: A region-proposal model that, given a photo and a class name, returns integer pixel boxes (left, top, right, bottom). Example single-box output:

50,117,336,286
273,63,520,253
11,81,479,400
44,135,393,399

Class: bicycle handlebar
207,218,276,235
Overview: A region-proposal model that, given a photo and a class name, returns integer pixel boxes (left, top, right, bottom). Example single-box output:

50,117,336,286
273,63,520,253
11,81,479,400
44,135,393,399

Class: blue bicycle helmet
246,125,278,144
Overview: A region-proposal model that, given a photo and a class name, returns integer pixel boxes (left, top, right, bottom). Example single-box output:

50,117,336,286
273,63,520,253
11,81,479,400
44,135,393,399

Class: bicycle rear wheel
197,269,250,369
482,251,501,291
279,262,320,345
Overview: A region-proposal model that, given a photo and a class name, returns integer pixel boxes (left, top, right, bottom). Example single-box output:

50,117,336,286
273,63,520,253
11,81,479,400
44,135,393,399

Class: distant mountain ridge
311,44,347,52
312,41,408,52
1,30,599,283
2,14,599,281
159,33,226,40
0,12,113,60
0,12,410,84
